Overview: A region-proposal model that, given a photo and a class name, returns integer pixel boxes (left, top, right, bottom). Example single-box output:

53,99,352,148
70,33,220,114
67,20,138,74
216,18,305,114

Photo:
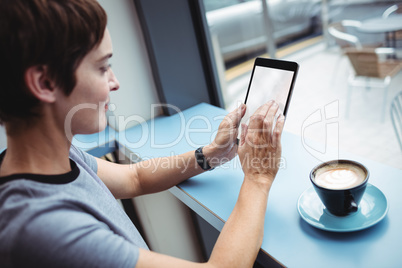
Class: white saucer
297,184,388,232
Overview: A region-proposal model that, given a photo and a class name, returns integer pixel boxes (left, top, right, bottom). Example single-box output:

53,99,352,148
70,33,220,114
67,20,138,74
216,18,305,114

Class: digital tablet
238,57,298,138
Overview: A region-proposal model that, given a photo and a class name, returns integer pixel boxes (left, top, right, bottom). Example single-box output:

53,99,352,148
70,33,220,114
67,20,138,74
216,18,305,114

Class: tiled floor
225,42,402,170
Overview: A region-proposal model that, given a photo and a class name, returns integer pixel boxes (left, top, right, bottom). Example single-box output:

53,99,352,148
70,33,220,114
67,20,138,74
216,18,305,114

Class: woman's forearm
135,150,206,195
208,177,272,268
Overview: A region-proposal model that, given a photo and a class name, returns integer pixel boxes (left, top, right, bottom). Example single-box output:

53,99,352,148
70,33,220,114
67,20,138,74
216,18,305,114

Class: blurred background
202,0,402,169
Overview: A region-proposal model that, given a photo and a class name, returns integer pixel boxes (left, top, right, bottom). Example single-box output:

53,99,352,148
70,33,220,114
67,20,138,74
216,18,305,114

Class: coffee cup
310,160,369,216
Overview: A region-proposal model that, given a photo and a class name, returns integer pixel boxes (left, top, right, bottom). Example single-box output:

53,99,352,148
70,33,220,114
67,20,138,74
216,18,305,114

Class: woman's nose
109,68,120,91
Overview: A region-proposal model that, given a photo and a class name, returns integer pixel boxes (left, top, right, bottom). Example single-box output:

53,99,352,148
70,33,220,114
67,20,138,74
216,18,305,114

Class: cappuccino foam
314,163,366,190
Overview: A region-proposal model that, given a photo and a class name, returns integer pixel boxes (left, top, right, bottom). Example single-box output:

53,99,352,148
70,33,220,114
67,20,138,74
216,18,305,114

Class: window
202,0,321,109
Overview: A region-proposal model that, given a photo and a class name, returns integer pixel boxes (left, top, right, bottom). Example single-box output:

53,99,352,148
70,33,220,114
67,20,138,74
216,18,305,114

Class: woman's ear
24,65,56,103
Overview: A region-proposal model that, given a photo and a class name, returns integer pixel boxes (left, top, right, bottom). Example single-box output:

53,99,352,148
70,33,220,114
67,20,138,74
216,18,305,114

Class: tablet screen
238,58,298,137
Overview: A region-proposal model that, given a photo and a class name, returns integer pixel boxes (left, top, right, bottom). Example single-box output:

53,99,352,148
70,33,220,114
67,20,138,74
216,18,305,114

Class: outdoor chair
328,20,362,49
328,20,384,49
344,47,402,121
328,20,385,84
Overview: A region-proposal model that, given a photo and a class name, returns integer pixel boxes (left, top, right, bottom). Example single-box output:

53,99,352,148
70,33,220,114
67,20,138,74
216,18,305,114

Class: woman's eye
100,64,111,73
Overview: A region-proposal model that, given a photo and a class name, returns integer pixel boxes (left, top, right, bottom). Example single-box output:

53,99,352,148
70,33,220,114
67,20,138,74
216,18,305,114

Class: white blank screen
239,65,294,134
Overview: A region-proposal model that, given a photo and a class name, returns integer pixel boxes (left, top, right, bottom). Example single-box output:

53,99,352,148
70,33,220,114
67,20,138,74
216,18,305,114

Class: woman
0,0,285,267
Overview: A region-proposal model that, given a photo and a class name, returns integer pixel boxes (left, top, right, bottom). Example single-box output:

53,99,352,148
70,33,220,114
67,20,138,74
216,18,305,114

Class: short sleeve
70,144,98,174
12,203,139,268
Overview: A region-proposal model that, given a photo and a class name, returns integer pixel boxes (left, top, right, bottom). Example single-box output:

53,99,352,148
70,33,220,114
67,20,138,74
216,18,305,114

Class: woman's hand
238,101,285,187
203,104,246,168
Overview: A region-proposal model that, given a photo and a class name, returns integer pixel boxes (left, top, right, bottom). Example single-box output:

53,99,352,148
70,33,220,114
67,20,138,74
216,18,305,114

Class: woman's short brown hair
0,0,107,124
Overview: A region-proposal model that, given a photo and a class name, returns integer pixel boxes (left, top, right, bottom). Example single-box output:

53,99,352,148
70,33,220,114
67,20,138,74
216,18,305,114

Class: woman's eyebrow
96,53,113,62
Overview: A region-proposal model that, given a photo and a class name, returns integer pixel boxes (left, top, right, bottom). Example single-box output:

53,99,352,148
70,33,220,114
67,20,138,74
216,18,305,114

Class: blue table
115,103,401,267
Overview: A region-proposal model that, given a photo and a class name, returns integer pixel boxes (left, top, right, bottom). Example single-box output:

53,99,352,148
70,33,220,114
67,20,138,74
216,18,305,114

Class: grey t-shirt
0,145,148,268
